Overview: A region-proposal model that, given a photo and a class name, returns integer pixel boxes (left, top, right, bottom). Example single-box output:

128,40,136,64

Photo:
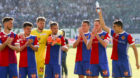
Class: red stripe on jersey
0,47,9,66
19,48,28,67
75,38,83,62
19,40,28,67
111,33,119,60
127,34,135,45
61,36,65,46
104,33,110,42
0,32,18,66
34,37,39,46
90,37,99,64
45,44,51,64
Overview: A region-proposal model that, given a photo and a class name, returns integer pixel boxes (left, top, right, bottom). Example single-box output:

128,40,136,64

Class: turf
16,46,140,78
66,47,140,78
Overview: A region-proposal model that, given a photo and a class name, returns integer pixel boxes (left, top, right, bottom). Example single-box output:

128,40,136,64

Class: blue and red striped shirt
110,29,135,61
17,35,38,67
90,31,110,64
0,32,18,66
45,35,66,65
75,32,91,62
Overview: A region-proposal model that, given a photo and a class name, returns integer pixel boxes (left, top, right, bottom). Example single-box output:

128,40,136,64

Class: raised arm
73,28,82,48
87,29,96,50
97,8,110,33
73,36,81,48
87,34,94,50
81,32,87,45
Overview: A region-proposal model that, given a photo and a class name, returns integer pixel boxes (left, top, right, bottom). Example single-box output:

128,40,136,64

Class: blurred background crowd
0,0,140,33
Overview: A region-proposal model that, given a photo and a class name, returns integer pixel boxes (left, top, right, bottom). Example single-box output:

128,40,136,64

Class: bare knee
55,74,59,78
12,76,18,78
31,74,37,78
79,75,84,78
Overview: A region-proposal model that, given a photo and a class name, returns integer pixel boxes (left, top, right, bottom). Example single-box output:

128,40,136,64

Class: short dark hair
82,20,90,26
23,22,33,28
36,17,46,22
94,19,100,23
113,20,123,28
49,21,58,28
2,17,14,24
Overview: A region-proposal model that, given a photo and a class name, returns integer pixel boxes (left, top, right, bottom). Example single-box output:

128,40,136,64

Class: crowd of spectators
0,0,140,33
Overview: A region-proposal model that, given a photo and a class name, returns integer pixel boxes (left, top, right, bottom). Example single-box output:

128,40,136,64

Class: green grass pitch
66,47,140,78
16,46,140,78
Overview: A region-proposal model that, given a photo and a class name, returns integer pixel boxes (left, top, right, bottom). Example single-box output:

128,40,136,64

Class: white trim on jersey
34,45,39,47
62,45,68,49
130,42,135,45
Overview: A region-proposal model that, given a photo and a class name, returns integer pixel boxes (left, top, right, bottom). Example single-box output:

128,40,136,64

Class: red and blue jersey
110,29,135,61
45,35,66,65
90,31,110,64
0,32,18,66
75,32,91,62
17,35,38,68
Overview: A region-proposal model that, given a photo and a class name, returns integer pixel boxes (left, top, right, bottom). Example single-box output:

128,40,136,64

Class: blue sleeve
0,39,2,44
75,35,78,40
110,29,115,37
87,33,91,40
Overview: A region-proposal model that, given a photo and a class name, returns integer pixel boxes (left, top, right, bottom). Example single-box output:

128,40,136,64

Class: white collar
25,34,31,38
84,31,89,34
97,30,103,34
51,32,61,37
3,31,12,35
118,31,125,34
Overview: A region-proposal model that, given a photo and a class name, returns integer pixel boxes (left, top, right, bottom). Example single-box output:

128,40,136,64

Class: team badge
121,36,125,40
29,39,33,43
86,35,89,39
101,35,105,39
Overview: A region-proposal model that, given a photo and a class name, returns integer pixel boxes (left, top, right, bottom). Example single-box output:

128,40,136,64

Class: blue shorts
112,60,132,77
89,63,110,77
45,64,61,78
0,64,18,78
19,67,38,78
74,61,90,76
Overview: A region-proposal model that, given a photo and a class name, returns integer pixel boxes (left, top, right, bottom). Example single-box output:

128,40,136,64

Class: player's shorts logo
121,36,125,40
29,39,33,43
